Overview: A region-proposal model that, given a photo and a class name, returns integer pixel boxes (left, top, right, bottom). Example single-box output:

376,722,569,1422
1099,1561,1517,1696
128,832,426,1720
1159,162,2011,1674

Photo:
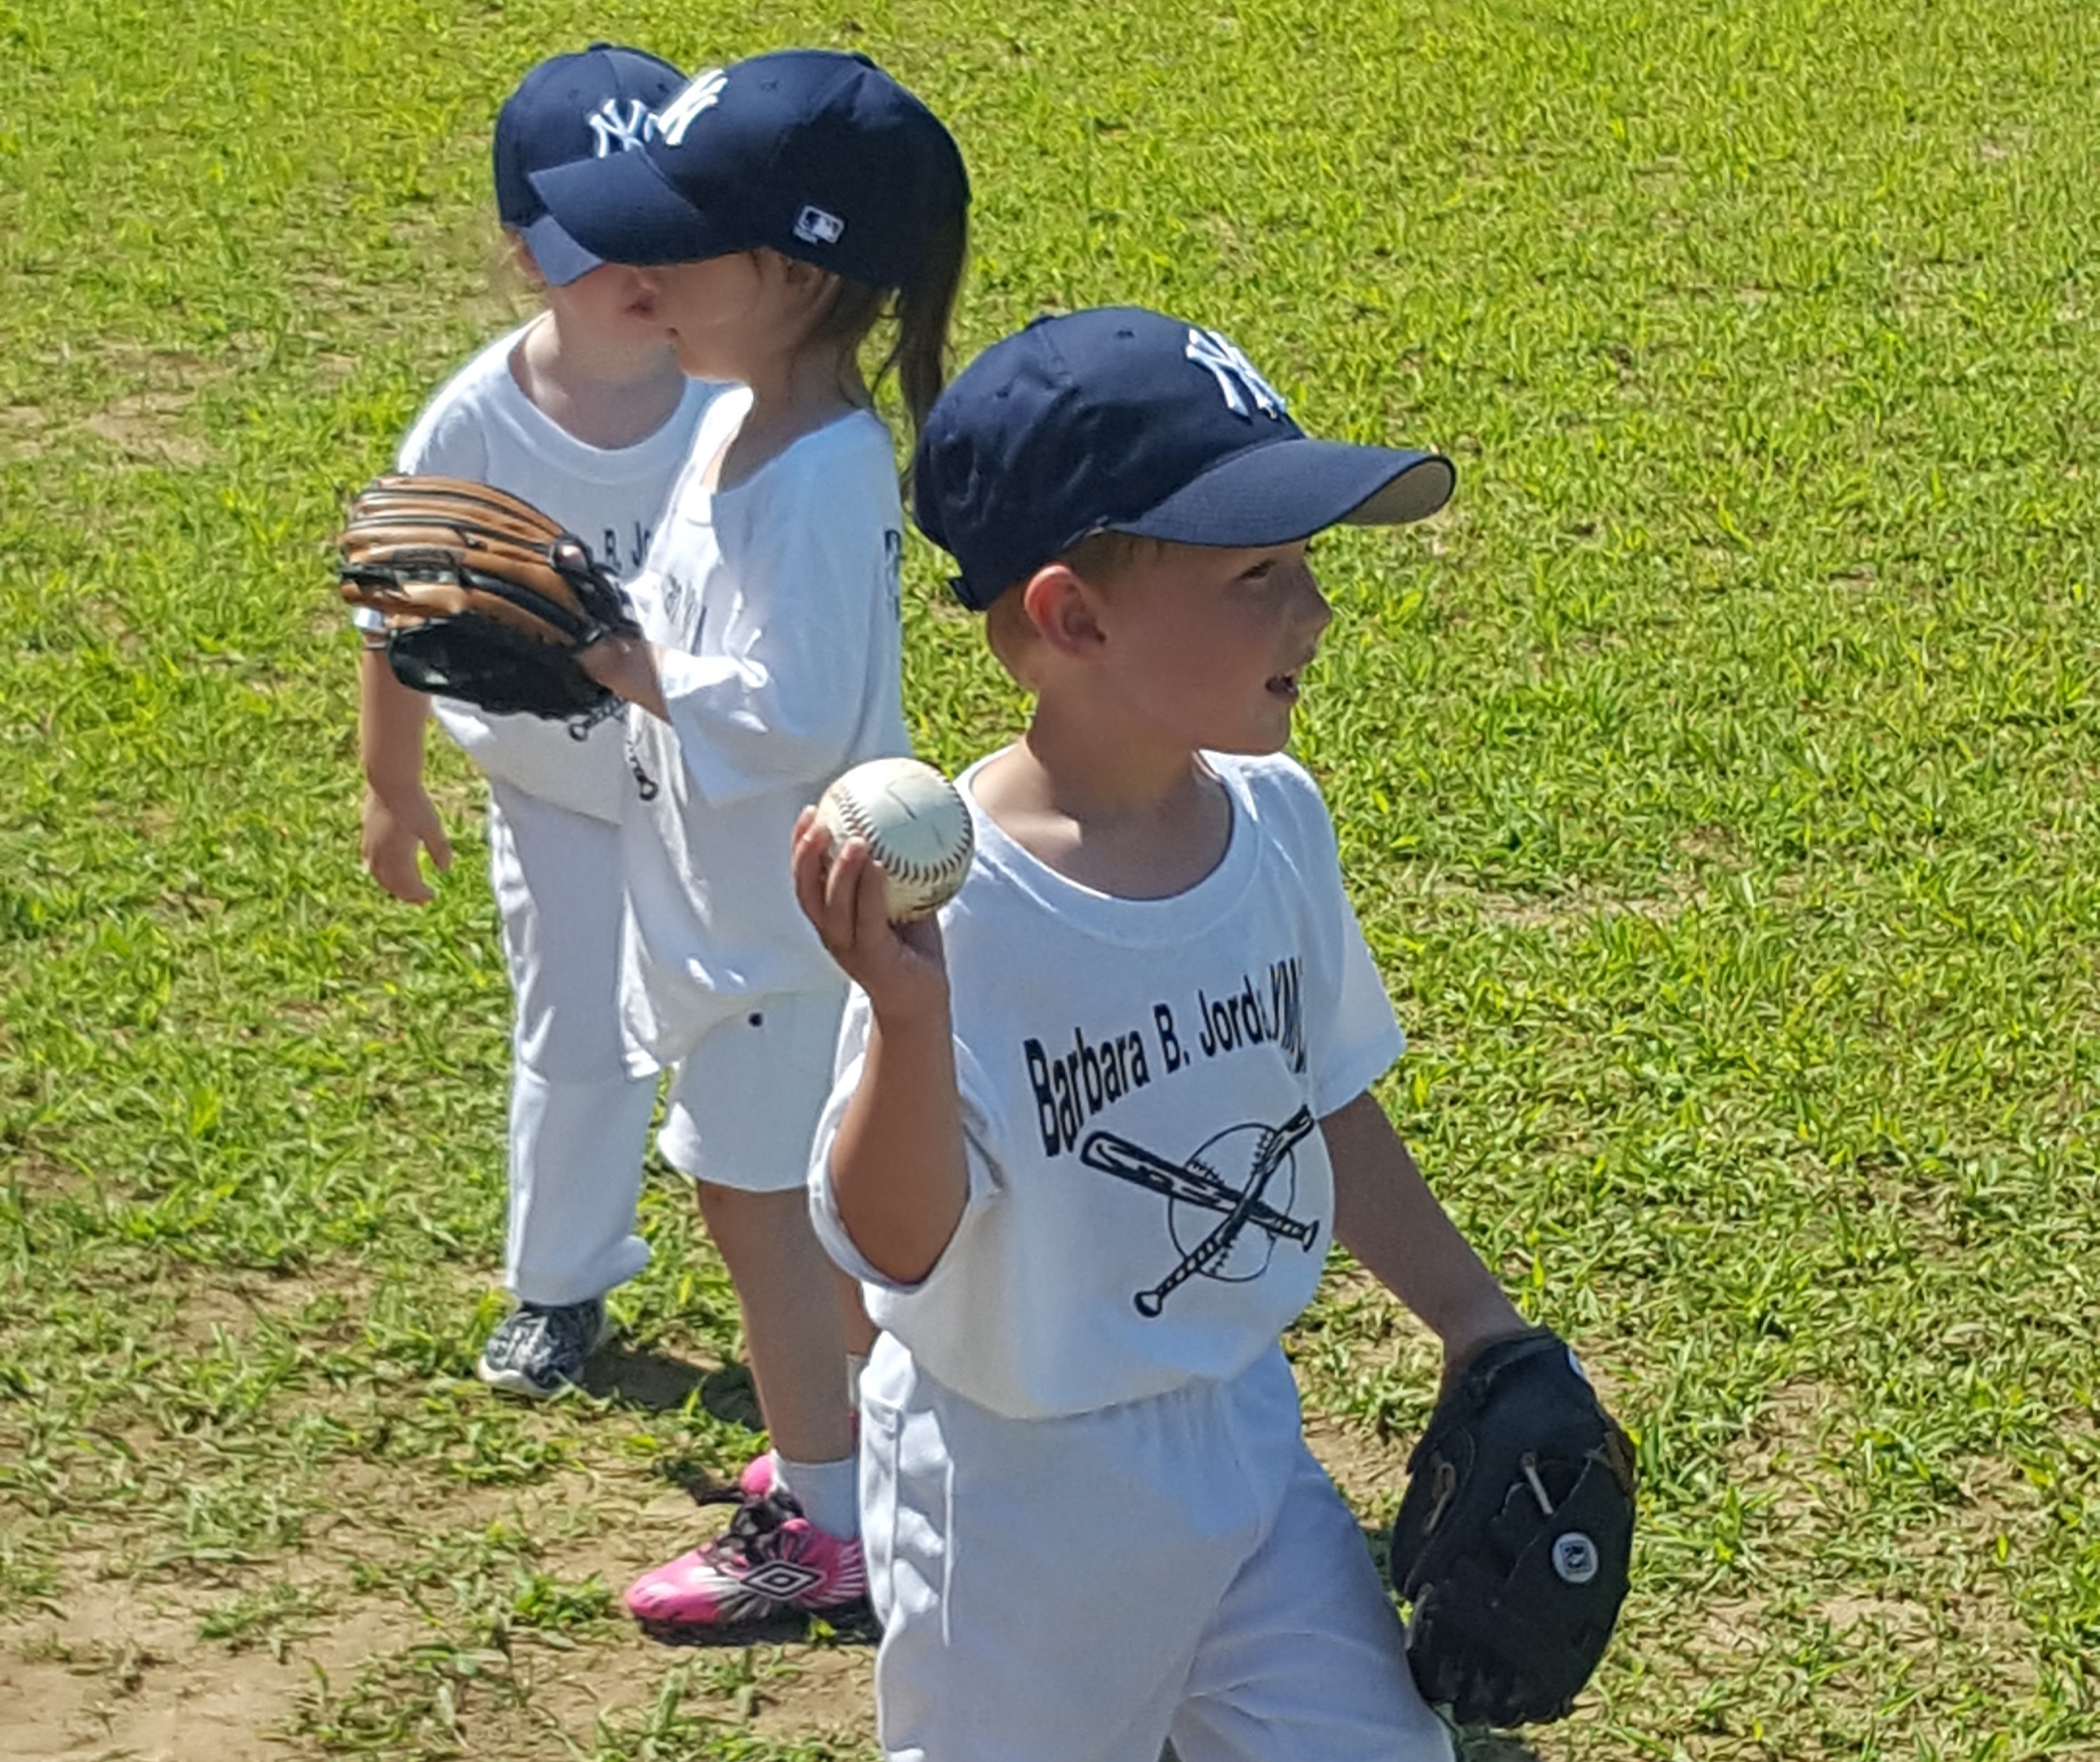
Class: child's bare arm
577,632,670,722
358,645,453,903
793,811,969,1284
1322,1090,1530,1379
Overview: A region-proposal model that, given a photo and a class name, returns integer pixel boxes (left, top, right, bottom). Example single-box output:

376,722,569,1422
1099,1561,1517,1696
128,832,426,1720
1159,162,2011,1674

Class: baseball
815,757,975,922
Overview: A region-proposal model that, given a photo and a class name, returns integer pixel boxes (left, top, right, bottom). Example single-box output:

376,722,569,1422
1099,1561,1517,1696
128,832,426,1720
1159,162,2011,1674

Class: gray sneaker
475,1297,612,1398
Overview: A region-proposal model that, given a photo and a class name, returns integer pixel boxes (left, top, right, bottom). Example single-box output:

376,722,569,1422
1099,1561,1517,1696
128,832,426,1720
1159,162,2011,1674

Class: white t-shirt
385,319,713,821
615,392,911,1069
809,752,1405,1421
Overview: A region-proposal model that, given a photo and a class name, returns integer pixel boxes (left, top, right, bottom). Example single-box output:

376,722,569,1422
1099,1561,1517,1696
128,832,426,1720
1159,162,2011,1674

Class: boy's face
1089,536,1333,757
541,260,667,348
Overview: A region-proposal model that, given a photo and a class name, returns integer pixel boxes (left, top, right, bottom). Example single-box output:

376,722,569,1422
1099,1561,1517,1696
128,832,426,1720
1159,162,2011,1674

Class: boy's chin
1203,725,1295,759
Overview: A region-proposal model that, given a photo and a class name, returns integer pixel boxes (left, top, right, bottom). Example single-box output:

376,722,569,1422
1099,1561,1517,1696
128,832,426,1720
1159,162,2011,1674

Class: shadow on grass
580,1349,767,1425
697,1361,766,1431
1170,1739,1536,1762
1451,1735,1546,1761
580,1343,711,1410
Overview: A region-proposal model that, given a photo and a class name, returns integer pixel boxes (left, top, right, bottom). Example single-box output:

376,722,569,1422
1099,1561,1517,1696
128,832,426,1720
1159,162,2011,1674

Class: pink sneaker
626,1488,866,1633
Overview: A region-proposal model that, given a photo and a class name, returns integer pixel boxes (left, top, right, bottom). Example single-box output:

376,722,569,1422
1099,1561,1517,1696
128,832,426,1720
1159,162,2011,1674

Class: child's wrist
867,980,953,1040
580,632,644,689
1438,1301,1535,1374
363,766,425,804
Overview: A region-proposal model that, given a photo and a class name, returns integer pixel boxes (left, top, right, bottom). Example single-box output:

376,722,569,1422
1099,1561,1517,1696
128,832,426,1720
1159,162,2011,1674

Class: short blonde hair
1057,529,1167,587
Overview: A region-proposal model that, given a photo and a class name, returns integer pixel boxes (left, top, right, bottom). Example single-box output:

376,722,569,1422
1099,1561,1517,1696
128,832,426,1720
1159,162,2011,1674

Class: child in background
795,307,1539,1759
533,49,969,1628
356,46,713,1398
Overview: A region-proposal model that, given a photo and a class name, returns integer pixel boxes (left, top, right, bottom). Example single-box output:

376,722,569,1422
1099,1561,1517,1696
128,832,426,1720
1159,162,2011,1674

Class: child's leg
486,783,655,1305
1167,1448,1453,1762
838,1261,878,1360
860,1339,1310,1762
690,1180,854,1470
625,991,865,1630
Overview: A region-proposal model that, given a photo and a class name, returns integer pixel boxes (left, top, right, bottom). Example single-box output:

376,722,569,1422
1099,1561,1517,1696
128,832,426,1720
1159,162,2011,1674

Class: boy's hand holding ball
795,758,973,1012
814,757,975,922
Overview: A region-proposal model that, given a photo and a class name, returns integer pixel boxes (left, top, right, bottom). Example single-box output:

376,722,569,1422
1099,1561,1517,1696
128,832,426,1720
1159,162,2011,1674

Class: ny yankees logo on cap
587,97,656,156
1185,328,1287,420
657,68,728,148
492,44,688,287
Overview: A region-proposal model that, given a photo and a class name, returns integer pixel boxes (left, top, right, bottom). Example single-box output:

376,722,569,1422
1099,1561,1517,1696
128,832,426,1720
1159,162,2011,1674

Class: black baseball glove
1390,1327,1635,1728
336,474,639,723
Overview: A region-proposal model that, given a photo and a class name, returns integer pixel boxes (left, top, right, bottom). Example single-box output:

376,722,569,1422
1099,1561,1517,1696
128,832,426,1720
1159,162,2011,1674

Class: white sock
772,1452,859,1540
847,1351,869,1405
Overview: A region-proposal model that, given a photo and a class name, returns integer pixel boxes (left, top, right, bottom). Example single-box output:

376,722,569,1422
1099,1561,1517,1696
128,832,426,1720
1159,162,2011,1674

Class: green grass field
3,0,2096,1755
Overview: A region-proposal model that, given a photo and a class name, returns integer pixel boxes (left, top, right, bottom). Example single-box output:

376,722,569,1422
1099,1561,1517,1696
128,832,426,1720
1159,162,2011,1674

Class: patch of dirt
1,1453,883,1762
103,344,240,386
1817,1590,1937,1642
54,348,240,471
0,1595,404,1761
4,1150,89,1197
0,404,47,462
169,1266,374,1344
516,1633,876,1751
1718,1375,1850,1526
86,395,217,469
1305,1413,1411,1517
1678,823,1750,866
1434,873,1704,933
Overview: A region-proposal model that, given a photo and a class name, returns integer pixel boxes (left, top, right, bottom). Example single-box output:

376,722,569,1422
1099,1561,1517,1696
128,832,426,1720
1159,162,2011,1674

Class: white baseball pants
487,779,655,1306
859,1338,1453,1762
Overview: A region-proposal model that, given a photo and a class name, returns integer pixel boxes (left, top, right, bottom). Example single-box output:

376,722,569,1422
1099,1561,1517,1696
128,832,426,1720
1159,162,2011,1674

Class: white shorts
655,988,847,1193
859,1338,1452,1762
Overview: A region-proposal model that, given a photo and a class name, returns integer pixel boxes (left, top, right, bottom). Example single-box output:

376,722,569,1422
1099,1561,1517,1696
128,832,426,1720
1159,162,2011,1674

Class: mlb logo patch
794,205,845,246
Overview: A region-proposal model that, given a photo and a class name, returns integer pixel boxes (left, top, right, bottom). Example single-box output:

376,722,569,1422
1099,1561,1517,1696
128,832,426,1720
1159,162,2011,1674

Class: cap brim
518,214,603,287
528,150,734,266
1116,439,1455,548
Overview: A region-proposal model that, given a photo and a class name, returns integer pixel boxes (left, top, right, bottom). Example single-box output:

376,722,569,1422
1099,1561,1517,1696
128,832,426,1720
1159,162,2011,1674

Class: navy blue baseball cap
913,307,1456,610
530,49,968,288
494,44,687,286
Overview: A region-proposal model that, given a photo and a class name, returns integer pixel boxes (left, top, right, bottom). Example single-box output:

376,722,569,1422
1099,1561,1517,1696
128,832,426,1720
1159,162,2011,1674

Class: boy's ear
1022,563,1107,660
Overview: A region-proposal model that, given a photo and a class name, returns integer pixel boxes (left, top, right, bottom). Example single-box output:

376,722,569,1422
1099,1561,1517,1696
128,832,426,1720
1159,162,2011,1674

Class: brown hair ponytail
809,209,968,444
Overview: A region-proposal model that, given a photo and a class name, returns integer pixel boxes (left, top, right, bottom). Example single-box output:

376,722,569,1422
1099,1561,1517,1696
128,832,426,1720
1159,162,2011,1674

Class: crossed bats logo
1080,1104,1319,1316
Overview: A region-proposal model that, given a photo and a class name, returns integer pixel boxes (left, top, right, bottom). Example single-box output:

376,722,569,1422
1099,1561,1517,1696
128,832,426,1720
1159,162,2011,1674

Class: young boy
790,305,1539,1761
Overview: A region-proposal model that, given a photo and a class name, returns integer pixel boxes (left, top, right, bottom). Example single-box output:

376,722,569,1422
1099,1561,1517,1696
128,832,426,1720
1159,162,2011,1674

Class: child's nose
1295,565,1333,634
